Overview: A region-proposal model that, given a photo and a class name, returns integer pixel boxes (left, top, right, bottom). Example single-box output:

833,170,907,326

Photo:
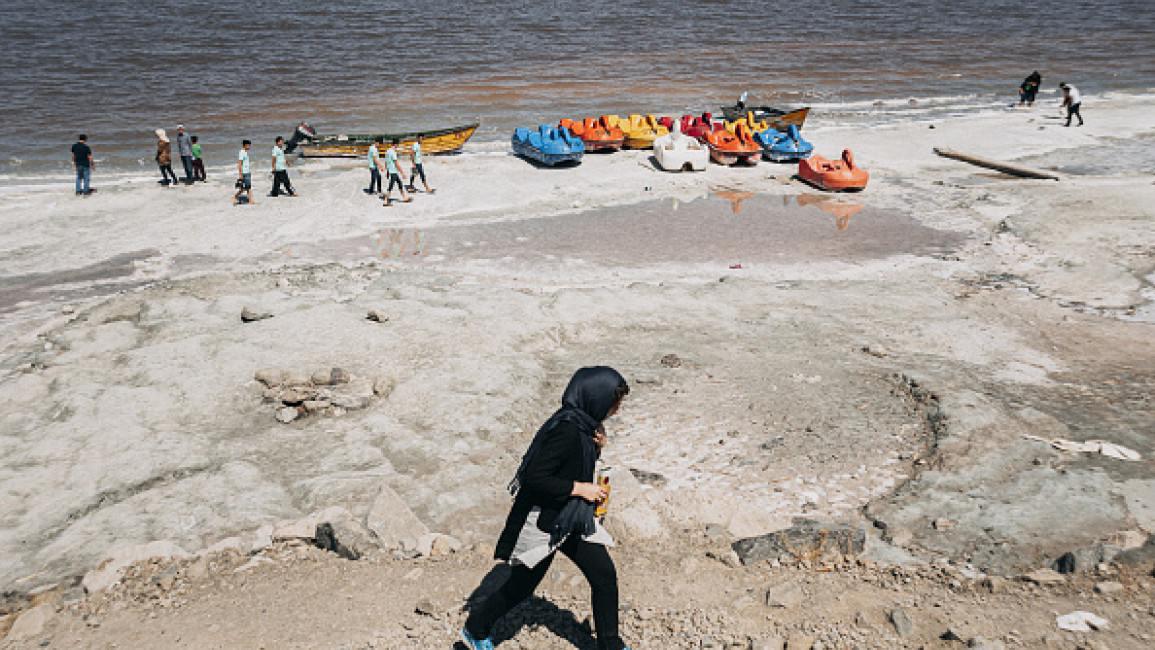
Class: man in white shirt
234,139,254,205
270,136,297,197
1059,82,1084,127
366,137,384,195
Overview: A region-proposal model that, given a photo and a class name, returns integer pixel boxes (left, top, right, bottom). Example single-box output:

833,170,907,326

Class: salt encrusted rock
302,400,330,413
659,353,683,368
1023,567,1066,585
749,637,786,650
889,607,914,637
82,541,191,594
763,582,804,609
604,502,664,541
332,394,371,411
367,309,390,323
884,527,913,546
240,306,273,322
373,376,396,397
311,367,351,386
1094,580,1123,594
416,533,463,558
93,300,145,325
284,371,312,386
5,603,56,641
250,525,274,553
366,484,430,550
254,368,287,387
279,389,312,405
275,406,300,423
932,518,956,531
732,519,865,565
203,536,248,555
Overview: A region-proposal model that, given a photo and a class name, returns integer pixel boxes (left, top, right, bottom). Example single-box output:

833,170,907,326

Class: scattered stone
883,527,913,546
254,368,287,387
372,377,395,397
861,344,890,358
968,637,1006,650
414,597,439,617
240,306,273,323
312,367,351,386
889,607,914,637
932,518,956,531
275,406,300,423
367,310,390,323
284,371,312,386
366,484,430,550
1055,610,1109,632
416,533,463,558
659,353,683,368
302,399,330,413
750,637,786,650
1053,551,1078,574
250,525,274,552
979,576,1006,594
82,541,191,593
1094,581,1123,594
314,522,359,560
5,603,55,641
332,394,371,410
628,468,668,487
941,628,964,641
279,389,311,405
1106,529,1147,550
733,519,865,565
763,582,804,609
1023,568,1066,585
785,633,816,649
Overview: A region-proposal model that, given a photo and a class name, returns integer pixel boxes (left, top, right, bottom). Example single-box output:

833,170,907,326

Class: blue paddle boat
511,125,585,166
754,124,814,163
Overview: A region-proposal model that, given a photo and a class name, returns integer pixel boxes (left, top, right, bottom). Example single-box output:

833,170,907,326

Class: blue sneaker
459,627,495,650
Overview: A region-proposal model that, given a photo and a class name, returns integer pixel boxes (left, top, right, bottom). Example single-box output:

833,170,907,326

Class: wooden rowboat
719,105,810,131
287,122,480,157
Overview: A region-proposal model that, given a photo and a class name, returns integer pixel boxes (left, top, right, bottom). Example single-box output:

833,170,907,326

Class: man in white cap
175,124,194,183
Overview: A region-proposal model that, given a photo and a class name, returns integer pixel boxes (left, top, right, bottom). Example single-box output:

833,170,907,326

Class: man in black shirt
71,134,93,195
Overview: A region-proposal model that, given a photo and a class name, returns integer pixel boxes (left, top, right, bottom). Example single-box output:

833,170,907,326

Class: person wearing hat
155,129,178,186
176,125,194,183
1059,82,1084,127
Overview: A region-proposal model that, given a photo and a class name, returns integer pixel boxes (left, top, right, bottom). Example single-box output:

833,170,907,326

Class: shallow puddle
313,192,962,266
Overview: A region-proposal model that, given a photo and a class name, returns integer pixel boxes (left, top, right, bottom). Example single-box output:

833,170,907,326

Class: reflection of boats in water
712,187,756,214
795,194,863,230
283,121,479,157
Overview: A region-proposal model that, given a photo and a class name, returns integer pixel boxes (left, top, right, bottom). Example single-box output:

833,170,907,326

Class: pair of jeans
465,537,624,650
75,165,91,193
386,172,405,193
271,170,294,195
368,167,381,193
159,163,178,184
180,155,194,181
1066,102,1083,126
192,158,206,181
408,163,426,188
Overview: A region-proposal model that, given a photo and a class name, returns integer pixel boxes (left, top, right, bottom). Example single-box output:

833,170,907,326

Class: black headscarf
508,366,628,546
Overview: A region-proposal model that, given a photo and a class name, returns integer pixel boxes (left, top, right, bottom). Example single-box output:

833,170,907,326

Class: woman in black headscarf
461,366,632,650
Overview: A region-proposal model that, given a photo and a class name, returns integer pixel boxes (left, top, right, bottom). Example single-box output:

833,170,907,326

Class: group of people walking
366,137,434,206
154,125,206,186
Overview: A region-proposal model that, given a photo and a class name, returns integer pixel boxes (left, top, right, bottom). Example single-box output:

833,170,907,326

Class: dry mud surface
1,97,1154,648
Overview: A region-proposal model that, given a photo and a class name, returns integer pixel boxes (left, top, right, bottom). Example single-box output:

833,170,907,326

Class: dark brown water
2,0,1154,178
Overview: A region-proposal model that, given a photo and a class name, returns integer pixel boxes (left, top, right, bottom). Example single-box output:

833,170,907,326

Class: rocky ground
1,99,1154,648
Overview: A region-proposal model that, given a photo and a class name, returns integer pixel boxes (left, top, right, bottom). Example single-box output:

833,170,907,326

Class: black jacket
494,420,595,560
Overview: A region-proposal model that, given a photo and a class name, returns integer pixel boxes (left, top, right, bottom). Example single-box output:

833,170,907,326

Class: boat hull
582,138,625,152
797,150,869,191
296,123,479,157
709,147,761,166
720,106,810,130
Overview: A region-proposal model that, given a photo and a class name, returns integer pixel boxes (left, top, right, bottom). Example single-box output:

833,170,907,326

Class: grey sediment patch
0,249,161,313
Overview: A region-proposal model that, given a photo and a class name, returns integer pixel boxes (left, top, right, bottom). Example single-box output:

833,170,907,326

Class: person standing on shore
1018,71,1042,106
381,139,410,206
176,125,194,184
460,366,633,650
366,137,383,195
269,136,297,197
191,135,206,181
155,129,178,186
1060,82,1084,127
234,139,254,205
71,134,94,196
406,139,435,194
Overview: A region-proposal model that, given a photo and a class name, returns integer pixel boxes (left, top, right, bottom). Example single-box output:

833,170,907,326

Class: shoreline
1,93,1154,647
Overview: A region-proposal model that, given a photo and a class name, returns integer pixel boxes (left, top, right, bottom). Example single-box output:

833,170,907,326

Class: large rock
5,603,55,641
732,519,866,565
604,502,665,541
82,541,191,593
366,483,430,550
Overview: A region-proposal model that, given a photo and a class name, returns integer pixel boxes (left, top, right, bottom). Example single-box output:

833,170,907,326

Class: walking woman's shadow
454,564,598,649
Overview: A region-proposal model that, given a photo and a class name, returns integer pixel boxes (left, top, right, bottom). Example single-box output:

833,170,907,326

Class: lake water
2,0,1154,177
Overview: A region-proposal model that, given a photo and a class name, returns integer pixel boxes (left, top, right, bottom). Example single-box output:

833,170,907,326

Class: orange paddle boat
705,121,761,166
559,117,625,152
797,149,869,192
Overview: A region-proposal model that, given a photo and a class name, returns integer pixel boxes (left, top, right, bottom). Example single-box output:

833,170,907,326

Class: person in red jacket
460,366,632,650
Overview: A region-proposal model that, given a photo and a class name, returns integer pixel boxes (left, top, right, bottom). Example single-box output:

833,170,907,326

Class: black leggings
409,163,426,187
1066,102,1083,126
465,538,624,650
158,163,178,184
271,170,294,195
